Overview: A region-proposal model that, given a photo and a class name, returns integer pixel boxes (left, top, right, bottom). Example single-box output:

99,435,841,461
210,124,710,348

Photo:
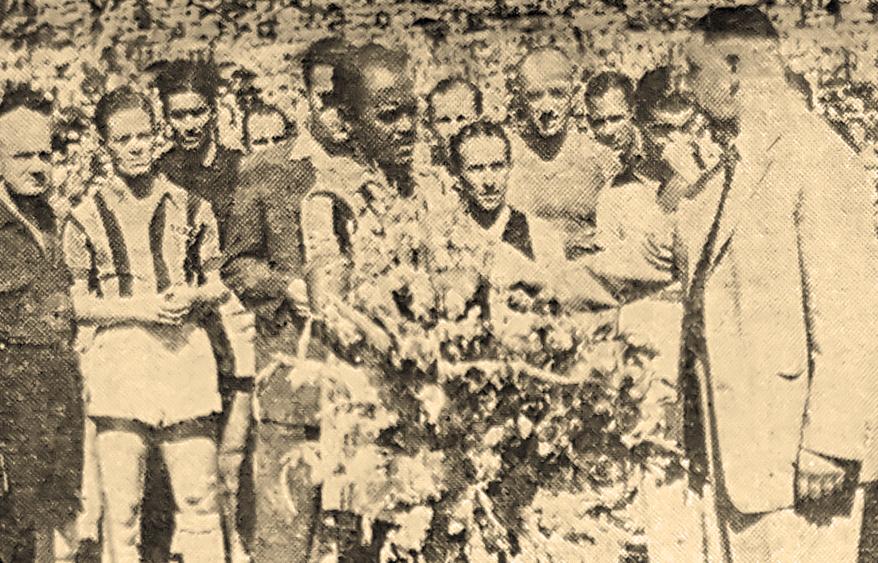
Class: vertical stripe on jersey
184,194,206,286
93,191,133,297
149,194,172,293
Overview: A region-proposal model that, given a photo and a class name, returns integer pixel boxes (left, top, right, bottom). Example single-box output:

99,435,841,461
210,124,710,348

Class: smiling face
105,106,156,178
164,90,213,151
429,82,480,150
356,63,417,171
518,50,575,138
458,133,510,213
587,85,635,154
0,107,53,196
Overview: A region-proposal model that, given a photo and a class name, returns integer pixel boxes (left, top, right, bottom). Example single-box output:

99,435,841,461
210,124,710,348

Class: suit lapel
0,182,48,254
676,162,726,284
679,131,781,285
708,133,781,270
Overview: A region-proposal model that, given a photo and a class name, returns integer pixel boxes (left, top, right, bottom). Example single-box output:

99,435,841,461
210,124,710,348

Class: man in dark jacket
221,36,352,562
0,86,83,562
152,59,257,563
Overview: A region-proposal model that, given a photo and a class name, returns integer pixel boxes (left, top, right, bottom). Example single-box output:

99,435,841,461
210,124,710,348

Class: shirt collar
290,128,331,168
0,181,49,251
201,136,218,168
101,172,183,210
486,205,512,241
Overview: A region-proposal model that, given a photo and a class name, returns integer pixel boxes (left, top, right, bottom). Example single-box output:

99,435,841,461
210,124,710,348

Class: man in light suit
581,7,878,561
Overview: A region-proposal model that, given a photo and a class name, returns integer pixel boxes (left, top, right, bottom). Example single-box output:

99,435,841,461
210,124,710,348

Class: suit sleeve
798,144,878,461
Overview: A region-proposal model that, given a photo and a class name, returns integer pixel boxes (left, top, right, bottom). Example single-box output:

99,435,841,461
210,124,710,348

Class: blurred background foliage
4,0,878,193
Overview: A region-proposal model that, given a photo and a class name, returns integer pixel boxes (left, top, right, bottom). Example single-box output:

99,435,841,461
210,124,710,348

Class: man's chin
476,195,504,211
178,138,203,151
118,165,152,179
533,122,564,139
6,183,49,197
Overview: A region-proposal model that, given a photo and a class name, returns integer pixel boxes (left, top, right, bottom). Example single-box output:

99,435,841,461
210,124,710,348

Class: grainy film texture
0,1,877,562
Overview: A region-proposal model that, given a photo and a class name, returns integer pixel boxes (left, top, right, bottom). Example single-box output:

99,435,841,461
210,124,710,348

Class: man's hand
796,449,847,501
361,321,393,353
129,294,191,326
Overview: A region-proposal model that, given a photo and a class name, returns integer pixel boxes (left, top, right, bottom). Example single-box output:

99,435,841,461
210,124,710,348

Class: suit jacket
221,139,315,332
0,186,75,346
586,89,878,514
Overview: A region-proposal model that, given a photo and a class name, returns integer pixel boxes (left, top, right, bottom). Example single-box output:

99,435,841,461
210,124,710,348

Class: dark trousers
0,344,83,560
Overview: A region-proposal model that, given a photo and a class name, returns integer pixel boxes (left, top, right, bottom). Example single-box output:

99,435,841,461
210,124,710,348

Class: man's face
164,90,213,151
683,39,744,122
518,50,575,138
357,64,417,170
642,101,696,157
105,106,155,178
0,108,53,196
458,134,510,213
246,110,291,151
587,86,635,153
429,83,480,150
307,63,349,145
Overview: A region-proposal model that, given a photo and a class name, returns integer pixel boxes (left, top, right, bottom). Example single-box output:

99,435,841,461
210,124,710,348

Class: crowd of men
1,4,877,562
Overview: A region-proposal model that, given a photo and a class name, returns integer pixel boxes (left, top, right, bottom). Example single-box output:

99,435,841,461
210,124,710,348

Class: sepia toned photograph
1,0,878,561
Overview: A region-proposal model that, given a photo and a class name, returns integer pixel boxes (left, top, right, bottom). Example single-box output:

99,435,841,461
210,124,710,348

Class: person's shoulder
239,148,317,196
218,144,245,161
66,181,105,235
151,173,210,221
239,140,291,169
156,145,184,172
783,109,870,184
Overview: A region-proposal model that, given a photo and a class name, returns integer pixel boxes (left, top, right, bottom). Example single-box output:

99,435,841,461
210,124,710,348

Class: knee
177,472,221,516
218,450,245,491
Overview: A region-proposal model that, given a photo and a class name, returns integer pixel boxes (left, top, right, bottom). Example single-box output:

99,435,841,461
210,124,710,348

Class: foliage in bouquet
280,189,683,561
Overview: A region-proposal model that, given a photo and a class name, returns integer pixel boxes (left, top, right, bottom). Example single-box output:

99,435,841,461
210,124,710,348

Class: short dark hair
152,59,221,106
585,71,635,109
94,86,155,139
333,43,409,121
243,100,296,148
693,6,778,41
448,120,511,176
0,84,52,118
301,36,350,92
427,77,483,121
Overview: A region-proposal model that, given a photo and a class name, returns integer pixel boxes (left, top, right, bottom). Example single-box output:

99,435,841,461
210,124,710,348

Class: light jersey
506,126,614,237
63,173,223,426
593,171,683,387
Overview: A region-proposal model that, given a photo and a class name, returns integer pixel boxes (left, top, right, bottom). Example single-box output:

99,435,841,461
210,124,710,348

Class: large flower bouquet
262,183,683,562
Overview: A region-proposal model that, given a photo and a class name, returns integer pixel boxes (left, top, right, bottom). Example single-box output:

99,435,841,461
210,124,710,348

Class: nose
398,114,415,135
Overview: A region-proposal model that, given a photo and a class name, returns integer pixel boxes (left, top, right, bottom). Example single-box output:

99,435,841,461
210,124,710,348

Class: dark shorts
0,344,83,544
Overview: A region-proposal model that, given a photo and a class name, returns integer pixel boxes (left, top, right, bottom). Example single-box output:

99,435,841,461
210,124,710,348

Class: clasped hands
796,448,849,502
131,283,229,326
